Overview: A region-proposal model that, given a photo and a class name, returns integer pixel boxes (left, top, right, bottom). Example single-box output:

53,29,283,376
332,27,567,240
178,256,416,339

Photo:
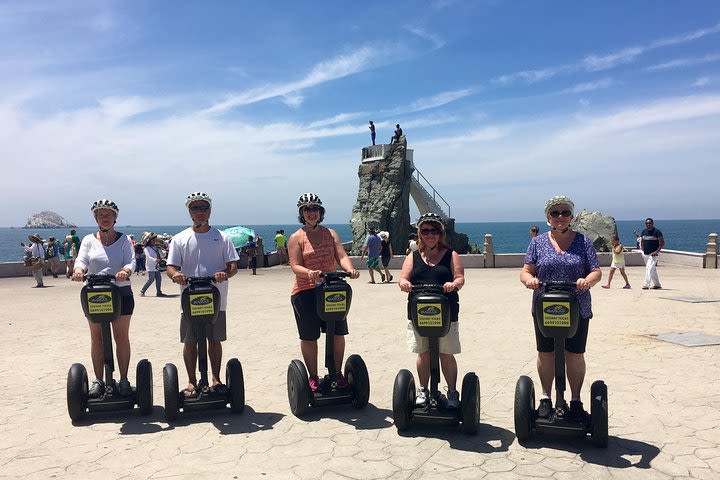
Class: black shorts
118,286,135,316
291,288,348,341
533,315,590,354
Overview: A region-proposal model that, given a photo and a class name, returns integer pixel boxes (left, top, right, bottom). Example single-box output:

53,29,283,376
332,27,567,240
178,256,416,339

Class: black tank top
408,249,460,320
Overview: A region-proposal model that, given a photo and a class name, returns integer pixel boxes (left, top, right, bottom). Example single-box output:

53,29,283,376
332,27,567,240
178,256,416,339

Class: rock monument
23,211,76,229
572,210,617,252
350,137,469,254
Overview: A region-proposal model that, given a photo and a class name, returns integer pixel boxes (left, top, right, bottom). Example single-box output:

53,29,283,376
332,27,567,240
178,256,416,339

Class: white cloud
404,26,446,49
560,78,614,94
693,76,711,87
405,88,475,112
646,53,720,71
581,47,645,71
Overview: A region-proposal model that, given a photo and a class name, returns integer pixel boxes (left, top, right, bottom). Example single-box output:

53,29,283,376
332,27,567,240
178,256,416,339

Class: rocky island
23,211,77,229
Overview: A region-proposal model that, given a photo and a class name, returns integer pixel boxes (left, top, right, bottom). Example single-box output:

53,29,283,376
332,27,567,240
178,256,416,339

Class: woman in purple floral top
520,195,602,421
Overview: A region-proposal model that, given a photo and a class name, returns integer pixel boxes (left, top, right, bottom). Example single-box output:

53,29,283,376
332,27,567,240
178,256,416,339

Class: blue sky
2,0,720,227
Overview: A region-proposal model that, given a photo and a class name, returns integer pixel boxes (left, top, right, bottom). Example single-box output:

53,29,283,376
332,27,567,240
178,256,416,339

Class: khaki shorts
406,320,461,354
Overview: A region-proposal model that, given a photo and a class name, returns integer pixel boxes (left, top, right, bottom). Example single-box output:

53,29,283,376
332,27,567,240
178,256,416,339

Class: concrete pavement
1,263,719,479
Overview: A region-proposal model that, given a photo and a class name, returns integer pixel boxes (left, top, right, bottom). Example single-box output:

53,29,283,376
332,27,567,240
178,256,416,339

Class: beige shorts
406,320,461,354
610,261,626,269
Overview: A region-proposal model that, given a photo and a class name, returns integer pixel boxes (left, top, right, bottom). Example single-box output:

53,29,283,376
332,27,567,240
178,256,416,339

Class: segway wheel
590,380,609,448
460,372,481,434
287,360,311,417
392,369,415,431
344,354,370,409
514,375,535,445
163,363,180,422
226,358,245,414
136,359,153,415
67,363,88,422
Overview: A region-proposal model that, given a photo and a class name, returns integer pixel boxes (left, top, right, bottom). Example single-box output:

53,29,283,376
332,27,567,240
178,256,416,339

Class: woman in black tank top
398,214,466,408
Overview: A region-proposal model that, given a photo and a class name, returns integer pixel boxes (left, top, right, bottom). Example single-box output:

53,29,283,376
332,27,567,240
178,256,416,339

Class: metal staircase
409,162,451,220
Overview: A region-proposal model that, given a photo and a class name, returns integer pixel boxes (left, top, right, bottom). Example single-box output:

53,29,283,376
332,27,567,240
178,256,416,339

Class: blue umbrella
223,226,256,249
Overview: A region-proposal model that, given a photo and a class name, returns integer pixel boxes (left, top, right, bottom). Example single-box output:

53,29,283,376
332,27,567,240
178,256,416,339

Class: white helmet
91,199,119,215
297,193,322,208
185,192,212,207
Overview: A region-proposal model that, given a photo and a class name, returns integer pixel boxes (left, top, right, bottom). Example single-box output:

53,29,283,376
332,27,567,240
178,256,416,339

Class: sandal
210,383,228,394
182,385,198,397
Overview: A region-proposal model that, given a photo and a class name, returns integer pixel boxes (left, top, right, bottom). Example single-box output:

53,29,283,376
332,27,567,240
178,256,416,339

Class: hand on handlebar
442,281,457,293
307,269,322,283
213,271,228,283
575,278,592,291
347,269,360,279
172,273,188,286
115,270,129,282
524,277,540,290
398,279,412,293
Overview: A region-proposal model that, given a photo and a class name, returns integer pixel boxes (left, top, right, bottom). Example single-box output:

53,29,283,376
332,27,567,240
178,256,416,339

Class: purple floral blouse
524,232,599,318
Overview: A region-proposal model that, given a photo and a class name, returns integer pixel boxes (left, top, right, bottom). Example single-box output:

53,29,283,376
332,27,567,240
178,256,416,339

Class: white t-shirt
74,233,136,287
167,227,239,311
144,245,161,272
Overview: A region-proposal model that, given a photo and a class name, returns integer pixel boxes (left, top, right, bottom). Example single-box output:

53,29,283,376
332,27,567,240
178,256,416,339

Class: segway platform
392,285,480,434
287,272,369,417
163,277,244,421
67,275,153,422
514,281,608,447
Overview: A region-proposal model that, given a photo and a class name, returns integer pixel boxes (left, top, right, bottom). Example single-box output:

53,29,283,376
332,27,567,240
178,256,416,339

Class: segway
392,284,480,434
286,271,370,417
514,281,608,447
163,276,245,421
66,274,153,422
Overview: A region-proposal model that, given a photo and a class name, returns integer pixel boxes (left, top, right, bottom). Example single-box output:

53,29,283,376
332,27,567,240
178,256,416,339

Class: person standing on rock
369,121,376,145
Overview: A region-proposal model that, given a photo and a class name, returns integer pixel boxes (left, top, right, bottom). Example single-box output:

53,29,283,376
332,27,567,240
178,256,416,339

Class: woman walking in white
139,231,167,297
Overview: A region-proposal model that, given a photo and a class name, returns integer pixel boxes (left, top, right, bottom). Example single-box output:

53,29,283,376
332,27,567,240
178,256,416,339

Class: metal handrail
414,167,451,218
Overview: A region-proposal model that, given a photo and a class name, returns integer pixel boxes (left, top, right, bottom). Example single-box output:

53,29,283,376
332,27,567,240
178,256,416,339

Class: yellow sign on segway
542,302,571,327
324,291,347,313
417,303,443,327
86,292,114,314
189,293,215,316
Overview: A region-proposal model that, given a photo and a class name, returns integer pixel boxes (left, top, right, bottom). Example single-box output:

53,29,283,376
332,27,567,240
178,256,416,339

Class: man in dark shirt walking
640,218,664,289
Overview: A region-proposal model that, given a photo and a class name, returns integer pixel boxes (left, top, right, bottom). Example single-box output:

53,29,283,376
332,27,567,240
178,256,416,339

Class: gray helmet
91,199,119,215
416,212,445,230
297,193,322,208
544,195,575,216
185,192,212,207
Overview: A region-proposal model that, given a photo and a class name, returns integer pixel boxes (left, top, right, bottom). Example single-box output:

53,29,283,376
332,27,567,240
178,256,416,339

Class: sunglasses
549,210,572,218
303,206,321,212
420,228,441,235
189,205,210,212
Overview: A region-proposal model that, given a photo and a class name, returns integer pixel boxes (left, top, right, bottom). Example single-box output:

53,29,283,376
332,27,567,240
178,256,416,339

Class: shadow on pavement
398,422,515,453
157,406,284,434
67,406,165,434
522,435,660,468
295,403,394,430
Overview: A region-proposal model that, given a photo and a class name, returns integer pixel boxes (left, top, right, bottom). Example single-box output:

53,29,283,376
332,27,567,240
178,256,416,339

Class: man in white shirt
26,233,46,287
167,192,239,396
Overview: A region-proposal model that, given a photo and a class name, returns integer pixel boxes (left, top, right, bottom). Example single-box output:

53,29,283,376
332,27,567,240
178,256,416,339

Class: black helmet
91,199,119,215
416,212,445,230
297,193,322,207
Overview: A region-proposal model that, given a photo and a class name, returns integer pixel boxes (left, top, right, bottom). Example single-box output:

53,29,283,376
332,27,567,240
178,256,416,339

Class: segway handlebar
83,273,116,283
319,271,351,281
540,281,578,291
187,276,216,286
411,284,444,294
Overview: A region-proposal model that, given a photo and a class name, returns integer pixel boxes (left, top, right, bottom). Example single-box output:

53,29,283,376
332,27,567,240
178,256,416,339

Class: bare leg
88,322,104,380
333,334,346,373
619,267,630,286
439,353,458,391
300,339,318,377
603,268,615,287
208,340,223,385
183,342,198,388
565,352,586,400
111,314,132,379
537,351,555,397
416,351,430,388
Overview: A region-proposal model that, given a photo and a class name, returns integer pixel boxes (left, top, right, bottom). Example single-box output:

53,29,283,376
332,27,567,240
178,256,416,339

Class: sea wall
0,248,711,278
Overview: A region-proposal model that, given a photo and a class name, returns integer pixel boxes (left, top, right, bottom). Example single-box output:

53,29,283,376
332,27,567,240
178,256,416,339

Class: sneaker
88,379,105,398
568,400,587,422
653,285,662,290
446,389,460,409
537,398,552,418
117,378,132,397
642,286,649,290
335,372,349,389
415,388,428,407
308,376,321,393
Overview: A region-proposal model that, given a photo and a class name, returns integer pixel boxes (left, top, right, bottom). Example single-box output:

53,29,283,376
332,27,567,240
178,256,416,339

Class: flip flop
182,385,198,397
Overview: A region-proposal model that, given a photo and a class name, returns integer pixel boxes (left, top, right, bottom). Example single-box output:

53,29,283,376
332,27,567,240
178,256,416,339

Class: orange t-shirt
291,226,338,295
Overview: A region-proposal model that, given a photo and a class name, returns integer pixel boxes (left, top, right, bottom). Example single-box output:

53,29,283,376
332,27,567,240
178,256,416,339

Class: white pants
643,254,660,287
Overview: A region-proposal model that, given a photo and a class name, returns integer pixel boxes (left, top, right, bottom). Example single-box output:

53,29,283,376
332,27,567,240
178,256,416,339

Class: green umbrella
223,226,256,249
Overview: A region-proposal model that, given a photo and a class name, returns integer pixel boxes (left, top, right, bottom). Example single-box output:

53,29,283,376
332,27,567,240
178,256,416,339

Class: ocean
2,220,719,263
